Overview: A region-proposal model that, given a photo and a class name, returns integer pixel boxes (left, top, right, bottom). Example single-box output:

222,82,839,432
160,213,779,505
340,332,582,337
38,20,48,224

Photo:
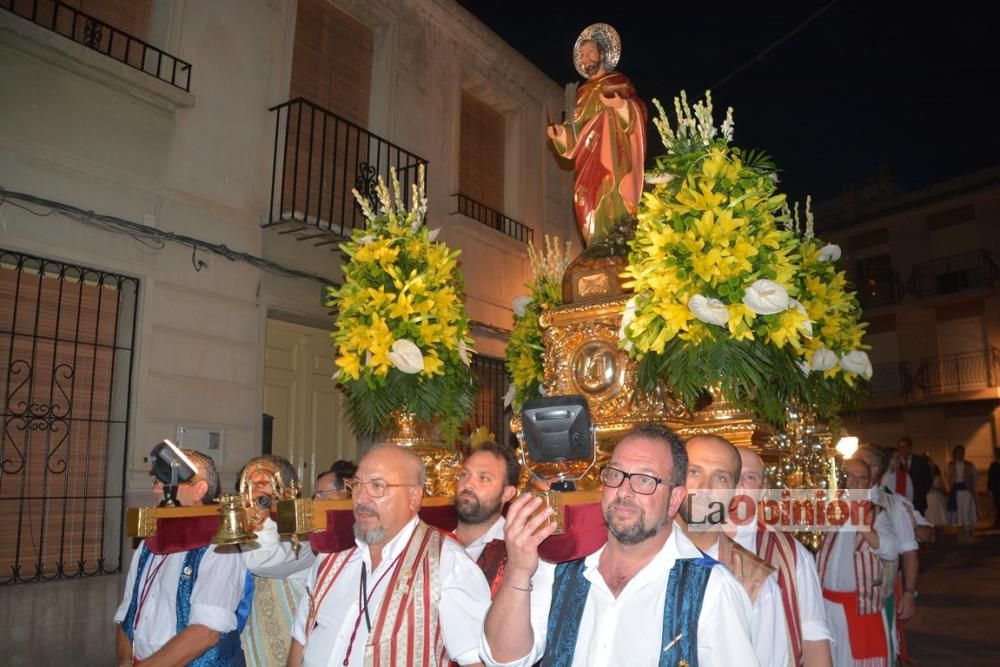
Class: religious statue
547,23,647,247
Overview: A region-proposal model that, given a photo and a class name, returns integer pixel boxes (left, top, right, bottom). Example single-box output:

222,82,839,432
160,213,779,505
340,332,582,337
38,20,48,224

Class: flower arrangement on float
620,91,871,424
326,167,476,443
504,236,572,411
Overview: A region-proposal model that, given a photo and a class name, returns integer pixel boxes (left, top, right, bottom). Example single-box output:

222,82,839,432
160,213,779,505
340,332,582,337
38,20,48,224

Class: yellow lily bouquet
327,167,477,443
621,92,870,423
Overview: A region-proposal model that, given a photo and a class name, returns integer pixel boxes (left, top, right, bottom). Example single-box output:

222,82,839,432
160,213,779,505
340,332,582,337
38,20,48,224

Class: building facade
816,167,1000,481
0,0,576,662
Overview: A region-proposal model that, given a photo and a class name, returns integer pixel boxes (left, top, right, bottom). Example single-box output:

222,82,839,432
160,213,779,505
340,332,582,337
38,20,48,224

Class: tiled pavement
904,524,1000,665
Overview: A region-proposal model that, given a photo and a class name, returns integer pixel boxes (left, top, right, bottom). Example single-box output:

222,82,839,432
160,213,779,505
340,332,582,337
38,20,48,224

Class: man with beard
454,442,520,597
481,424,755,666
735,447,833,667
546,23,646,245
679,435,789,667
287,445,490,667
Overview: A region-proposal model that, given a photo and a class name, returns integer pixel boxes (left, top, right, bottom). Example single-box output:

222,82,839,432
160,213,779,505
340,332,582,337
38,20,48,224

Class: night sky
457,0,999,203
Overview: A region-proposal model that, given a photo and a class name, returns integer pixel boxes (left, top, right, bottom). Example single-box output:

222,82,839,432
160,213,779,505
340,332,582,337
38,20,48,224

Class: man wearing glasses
481,424,756,666
287,444,491,667
115,449,250,666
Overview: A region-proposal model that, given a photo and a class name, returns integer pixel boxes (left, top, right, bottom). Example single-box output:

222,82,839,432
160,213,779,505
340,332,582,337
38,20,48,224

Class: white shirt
704,538,789,667
733,522,833,643
240,517,315,584
481,523,757,667
463,516,506,562
291,516,491,667
876,487,918,554
113,541,248,661
821,508,898,592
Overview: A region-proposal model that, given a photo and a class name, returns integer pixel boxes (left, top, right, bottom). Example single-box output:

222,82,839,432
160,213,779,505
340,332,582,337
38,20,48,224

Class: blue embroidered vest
121,545,253,666
541,555,716,667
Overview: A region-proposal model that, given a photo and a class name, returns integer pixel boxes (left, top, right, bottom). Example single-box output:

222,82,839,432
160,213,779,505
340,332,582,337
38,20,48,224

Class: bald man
736,447,833,667
288,445,490,667
680,435,789,667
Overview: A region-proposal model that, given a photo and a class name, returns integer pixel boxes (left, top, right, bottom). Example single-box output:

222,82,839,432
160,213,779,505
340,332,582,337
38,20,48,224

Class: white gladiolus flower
840,350,873,379
387,339,424,374
619,297,638,339
503,384,516,408
688,294,729,326
818,244,842,262
811,346,839,372
457,338,473,365
742,279,790,315
512,295,532,318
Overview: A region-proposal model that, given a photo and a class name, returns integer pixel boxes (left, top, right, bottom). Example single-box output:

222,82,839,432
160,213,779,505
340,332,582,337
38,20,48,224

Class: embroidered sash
540,555,714,667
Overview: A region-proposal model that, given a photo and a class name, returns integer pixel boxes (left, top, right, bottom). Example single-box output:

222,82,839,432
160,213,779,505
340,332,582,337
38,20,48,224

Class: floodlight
149,439,197,507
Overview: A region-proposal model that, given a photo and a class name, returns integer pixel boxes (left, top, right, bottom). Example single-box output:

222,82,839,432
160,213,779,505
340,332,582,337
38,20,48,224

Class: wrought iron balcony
912,348,1000,395
868,362,912,399
265,98,428,245
906,250,999,298
2,0,192,91
452,193,533,244
855,270,904,309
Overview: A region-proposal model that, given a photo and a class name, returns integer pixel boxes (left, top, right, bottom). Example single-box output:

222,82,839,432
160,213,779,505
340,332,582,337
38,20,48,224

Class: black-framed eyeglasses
599,466,666,495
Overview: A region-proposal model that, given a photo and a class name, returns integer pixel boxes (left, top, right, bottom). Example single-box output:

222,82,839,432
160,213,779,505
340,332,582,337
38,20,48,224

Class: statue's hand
546,124,566,143
600,92,626,109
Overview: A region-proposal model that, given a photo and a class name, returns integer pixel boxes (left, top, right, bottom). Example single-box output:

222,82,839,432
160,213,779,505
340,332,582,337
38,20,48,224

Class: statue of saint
547,24,647,247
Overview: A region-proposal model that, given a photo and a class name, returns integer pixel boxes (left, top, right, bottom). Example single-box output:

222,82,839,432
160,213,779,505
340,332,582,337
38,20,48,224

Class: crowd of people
114,430,990,666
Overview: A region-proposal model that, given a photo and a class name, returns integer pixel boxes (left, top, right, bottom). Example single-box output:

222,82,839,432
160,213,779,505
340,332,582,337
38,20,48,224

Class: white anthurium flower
387,338,424,374
428,228,440,241
357,234,375,245
788,299,814,337
619,297,638,339
457,338,473,365
644,172,674,185
742,279,790,315
840,350,873,379
810,346,839,372
503,384,517,408
688,294,729,327
818,244,842,262
512,295,532,318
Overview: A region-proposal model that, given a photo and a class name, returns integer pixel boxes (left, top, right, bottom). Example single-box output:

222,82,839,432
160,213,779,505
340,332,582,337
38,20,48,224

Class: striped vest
310,521,450,666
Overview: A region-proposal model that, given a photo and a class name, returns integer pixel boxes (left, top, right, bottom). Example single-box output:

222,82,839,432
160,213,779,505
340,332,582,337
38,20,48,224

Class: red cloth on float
140,501,608,563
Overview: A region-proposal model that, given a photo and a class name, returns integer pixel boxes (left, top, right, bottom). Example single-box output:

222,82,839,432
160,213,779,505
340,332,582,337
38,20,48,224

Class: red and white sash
756,525,803,666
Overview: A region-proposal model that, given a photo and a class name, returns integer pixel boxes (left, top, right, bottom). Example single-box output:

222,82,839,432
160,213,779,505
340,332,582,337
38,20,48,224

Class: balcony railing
265,98,428,244
912,348,1000,395
855,271,904,309
906,250,999,298
453,194,533,244
2,0,192,91
869,362,912,399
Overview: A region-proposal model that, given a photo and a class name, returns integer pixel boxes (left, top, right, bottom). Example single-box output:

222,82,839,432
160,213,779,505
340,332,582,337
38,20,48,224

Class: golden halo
573,23,621,78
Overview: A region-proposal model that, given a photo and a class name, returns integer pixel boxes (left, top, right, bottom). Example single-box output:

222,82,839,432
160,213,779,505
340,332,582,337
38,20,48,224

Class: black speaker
520,395,593,463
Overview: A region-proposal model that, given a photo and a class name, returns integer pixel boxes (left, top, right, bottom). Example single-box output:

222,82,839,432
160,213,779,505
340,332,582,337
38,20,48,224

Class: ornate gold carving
127,506,158,538
577,272,610,297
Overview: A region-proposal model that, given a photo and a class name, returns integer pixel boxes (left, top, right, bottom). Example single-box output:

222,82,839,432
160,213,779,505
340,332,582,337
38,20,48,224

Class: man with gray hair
288,444,490,667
